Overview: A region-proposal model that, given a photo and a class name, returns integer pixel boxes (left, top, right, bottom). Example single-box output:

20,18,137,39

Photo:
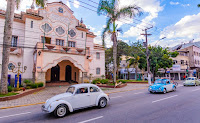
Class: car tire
150,91,153,94
172,86,176,91
98,97,107,108
163,88,167,94
54,104,68,118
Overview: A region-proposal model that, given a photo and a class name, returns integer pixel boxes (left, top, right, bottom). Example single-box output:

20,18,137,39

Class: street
1,85,200,123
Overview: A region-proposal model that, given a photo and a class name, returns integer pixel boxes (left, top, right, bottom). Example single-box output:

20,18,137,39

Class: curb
0,87,147,110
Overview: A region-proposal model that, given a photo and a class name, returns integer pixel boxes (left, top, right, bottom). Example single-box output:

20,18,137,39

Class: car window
76,87,88,94
66,86,75,94
166,81,170,84
90,87,99,93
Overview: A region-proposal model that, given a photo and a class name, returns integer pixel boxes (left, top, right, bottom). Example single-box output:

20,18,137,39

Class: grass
118,79,148,82
0,92,19,97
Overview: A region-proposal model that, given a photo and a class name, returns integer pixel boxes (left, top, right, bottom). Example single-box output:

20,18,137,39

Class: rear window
90,87,99,93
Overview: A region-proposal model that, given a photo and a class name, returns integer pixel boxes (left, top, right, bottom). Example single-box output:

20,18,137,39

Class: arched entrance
65,65,72,82
51,64,60,82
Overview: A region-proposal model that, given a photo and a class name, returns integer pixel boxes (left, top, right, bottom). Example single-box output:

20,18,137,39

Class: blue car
148,79,176,94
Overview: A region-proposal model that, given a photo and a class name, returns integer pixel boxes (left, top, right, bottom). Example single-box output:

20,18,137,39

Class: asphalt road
1,85,200,123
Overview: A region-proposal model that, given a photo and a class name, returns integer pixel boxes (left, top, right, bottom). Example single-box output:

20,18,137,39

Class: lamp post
11,62,27,88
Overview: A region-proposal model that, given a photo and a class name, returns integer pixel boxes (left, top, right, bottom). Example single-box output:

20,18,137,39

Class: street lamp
11,62,27,88
154,37,166,46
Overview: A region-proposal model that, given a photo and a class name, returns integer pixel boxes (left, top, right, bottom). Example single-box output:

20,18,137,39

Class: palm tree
128,55,140,80
0,0,45,94
97,0,142,85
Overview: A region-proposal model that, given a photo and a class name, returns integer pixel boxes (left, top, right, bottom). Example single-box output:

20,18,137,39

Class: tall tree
0,0,45,94
97,0,142,84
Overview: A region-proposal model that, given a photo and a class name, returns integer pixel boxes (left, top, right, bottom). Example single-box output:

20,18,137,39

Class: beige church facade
0,2,105,86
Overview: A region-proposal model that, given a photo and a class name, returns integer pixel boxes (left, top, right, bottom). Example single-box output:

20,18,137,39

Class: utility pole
141,26,153,86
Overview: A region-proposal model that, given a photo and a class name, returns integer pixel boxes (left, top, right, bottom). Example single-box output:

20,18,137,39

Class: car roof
71,83,99,88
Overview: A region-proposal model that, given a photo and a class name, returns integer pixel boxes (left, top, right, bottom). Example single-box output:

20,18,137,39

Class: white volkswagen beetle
42,84,109,118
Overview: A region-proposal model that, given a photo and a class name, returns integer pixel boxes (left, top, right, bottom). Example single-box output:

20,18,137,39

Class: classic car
183,77,200,86
42,84,109,118
148,79,176,94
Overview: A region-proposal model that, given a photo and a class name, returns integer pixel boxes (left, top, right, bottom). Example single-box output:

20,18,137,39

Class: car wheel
172,86,176,91
98,97,107,108
163,88,167,94
150,91,153,94
54,104,68,118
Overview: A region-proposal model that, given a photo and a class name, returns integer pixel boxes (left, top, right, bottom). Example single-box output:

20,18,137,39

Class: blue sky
1,0,200,47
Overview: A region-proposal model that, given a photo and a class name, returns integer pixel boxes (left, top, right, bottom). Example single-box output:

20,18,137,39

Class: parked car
148,79,176,94
42,84,109,118
183,77,200,86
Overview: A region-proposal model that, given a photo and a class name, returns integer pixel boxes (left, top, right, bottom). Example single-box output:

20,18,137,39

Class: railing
36,42,88,56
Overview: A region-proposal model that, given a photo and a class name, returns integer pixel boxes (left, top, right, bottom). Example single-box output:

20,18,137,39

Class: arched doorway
51,64,60,82
65,65,72,82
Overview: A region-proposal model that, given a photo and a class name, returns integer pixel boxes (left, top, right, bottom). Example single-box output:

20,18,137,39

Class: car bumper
149,89,163,93
41,105,50,113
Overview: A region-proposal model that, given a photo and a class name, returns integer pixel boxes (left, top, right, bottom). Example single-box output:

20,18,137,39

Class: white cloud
158,13,200,47
73,0,80,8
170,1,179,5
181,4,190,7
86,25,96,31
120,0,163,38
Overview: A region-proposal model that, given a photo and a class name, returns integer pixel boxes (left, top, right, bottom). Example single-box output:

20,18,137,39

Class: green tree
0,0,45,94
105,41,130,79
198,4,200,7
97,0,142,84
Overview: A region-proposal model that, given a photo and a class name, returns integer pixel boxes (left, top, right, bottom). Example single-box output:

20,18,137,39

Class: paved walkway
0,84,148,108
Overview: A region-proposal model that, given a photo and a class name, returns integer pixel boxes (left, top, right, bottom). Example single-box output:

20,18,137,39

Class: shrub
37,82,44,87
30,83,38,88
26,86,31,89
23,79,32,84
13,88,20,92
19,84,24,87
8,86,13,92
92,78,101,84
101,79,109,84
117,80,126,83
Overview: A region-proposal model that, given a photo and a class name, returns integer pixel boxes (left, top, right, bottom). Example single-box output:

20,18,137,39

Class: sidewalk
0,84,148,109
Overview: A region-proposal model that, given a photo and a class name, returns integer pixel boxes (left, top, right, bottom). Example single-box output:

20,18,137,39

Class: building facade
0,2,105,86
162,42,200,80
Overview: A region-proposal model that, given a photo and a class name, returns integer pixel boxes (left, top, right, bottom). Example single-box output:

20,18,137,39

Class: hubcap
57,106,66,117
100,99,106,107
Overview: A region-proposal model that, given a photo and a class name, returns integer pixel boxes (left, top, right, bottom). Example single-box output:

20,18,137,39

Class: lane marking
0,112,31,119
152,95,178,103
134,92,143,95
110,96,122,99
192,88,200,92
78,116,103,123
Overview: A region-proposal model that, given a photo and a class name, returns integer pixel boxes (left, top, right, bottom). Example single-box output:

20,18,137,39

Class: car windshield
186,78,194,80
154,80,165,84
66,86,75,94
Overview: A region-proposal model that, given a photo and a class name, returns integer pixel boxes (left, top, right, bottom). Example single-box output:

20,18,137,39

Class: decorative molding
42,56,86,72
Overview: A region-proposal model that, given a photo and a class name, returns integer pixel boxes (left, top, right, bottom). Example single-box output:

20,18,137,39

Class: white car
41,84,109,118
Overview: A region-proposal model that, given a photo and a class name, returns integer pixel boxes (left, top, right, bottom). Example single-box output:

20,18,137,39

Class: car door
72,87,91,109
89,86,101,105
165,81,172,91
